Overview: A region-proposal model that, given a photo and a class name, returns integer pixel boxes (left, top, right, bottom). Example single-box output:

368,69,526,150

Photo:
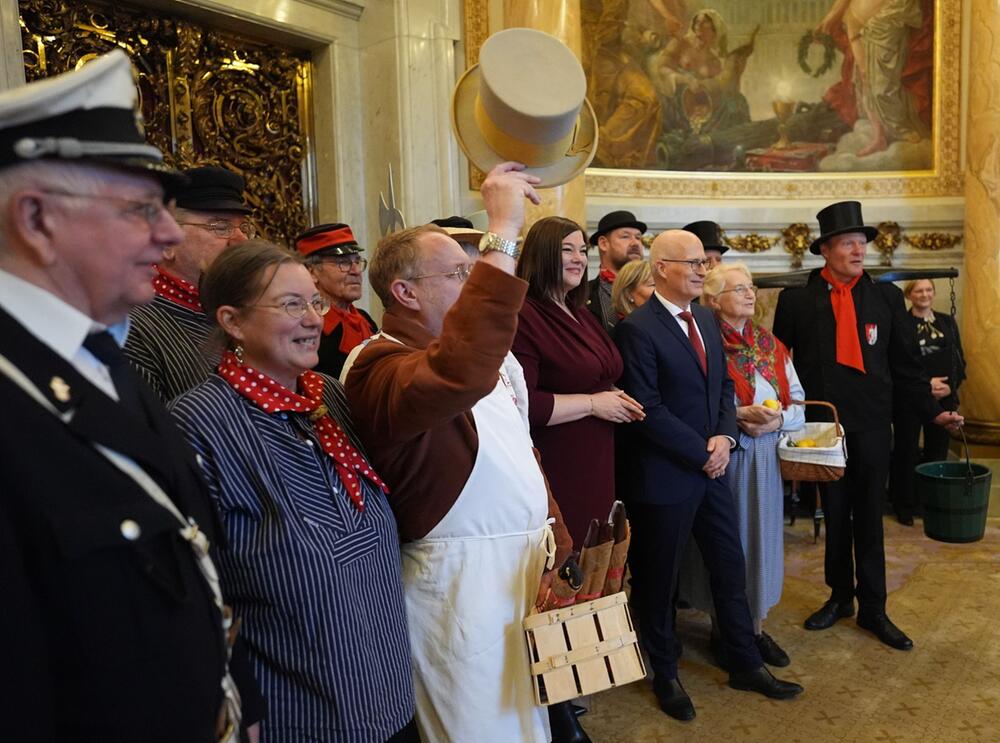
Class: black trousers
889,403,952,518
628,479,761,681
819,426,891,614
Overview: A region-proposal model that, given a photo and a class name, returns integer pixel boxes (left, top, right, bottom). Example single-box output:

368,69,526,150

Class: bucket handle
957,425,975,490
789,399,847,459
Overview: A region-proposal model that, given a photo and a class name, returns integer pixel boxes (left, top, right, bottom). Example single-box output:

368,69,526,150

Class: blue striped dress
169,374,414,743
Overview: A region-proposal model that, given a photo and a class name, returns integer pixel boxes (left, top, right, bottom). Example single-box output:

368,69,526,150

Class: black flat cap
173,166,251,213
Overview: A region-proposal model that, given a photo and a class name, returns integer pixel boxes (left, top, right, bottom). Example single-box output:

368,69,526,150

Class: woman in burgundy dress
512,217,644,544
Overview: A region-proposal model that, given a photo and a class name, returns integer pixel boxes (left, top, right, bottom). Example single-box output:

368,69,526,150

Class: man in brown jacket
344,162,575,743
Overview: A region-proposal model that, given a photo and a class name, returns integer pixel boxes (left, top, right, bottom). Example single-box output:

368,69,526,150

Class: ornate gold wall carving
18,0,314,247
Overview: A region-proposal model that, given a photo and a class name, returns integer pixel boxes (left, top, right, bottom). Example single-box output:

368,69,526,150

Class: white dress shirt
654,290,706,348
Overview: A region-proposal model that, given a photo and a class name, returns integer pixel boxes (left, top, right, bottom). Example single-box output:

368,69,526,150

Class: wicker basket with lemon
777,400,847,481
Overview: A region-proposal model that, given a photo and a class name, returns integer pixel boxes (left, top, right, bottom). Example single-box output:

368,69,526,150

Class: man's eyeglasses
179,219,257,240
409,264,473,283
249,296,331,319
658,258,713,271
41,189,173,227
717,284,757,296
316,255,368,273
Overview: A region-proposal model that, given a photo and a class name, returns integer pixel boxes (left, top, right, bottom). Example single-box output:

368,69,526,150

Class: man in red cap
295,222,379,378
124,165,254,401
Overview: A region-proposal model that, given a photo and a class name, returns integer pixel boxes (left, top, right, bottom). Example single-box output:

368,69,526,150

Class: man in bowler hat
124,165,254,401
683,220,729,270
295,222,378,379
773,201,963,650
0,50,251,741
587,209,646,332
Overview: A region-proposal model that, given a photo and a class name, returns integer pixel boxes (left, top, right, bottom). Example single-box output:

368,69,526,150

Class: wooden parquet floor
579,517,1000,743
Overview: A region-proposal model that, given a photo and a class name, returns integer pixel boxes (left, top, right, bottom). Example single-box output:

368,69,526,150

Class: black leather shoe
548,700,591,743
729,666,803,699
755,632,790,667
857,613,914,650
896,513,915,526
804,599,854,630
653,677,696,721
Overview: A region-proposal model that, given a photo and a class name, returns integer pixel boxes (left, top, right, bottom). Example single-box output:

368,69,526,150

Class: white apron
402,370,552,743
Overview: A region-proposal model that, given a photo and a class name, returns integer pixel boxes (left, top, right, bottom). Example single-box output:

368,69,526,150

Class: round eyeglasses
317,255,368,273
409,264,473,283
249,296,331,319
179,219,257,240
717,284,758,296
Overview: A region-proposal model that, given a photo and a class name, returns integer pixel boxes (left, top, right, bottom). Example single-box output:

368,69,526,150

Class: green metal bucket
916,431,992,543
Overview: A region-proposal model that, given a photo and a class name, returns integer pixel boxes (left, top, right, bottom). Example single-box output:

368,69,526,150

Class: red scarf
599,268,617,284
217,351,388,511
820,267,866,373
324,304,374,354
152,266,202,312
719,319,792,408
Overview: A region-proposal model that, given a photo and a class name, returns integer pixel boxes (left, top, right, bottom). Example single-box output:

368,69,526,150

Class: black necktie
83,330,149,421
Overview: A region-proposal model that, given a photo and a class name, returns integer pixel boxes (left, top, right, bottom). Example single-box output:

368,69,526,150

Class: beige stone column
961,1,1000,454
502,0,587,231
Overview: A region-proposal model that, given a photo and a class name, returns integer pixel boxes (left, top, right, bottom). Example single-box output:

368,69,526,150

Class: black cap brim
589,220,648,245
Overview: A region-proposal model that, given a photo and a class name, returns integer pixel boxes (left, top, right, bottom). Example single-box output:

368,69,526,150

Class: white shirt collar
0,268,128,359
654,290,690,317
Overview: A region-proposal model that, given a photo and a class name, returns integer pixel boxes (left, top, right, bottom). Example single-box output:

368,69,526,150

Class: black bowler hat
809,201,878,255
590,210,647,245
0,49,183,187
295,223,362,258
682,220,728,255
174,166,251,213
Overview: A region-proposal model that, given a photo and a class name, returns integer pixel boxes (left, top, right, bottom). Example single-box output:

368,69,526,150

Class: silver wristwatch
478,231,520,259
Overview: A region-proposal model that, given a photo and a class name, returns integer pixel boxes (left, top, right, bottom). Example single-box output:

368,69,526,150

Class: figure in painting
818,0,929,157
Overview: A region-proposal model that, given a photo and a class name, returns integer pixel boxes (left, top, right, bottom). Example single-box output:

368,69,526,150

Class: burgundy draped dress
512,296,623,545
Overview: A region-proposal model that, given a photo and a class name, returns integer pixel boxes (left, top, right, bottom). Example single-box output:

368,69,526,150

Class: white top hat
0,49,179,184
451,28,598,189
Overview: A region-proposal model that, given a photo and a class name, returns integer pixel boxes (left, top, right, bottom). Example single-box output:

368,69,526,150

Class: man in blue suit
615,229,803,721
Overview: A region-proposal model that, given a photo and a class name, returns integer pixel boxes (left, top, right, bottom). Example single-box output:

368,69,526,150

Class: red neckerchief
719,319,792,407
152,266,202,312
599,268,617,284
820,267,866,373
323,303,374,353
217,350,388,511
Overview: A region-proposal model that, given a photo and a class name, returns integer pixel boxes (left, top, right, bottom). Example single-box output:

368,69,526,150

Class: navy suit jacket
614,297,737,506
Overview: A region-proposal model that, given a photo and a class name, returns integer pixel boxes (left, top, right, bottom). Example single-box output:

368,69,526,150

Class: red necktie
678,310,707,375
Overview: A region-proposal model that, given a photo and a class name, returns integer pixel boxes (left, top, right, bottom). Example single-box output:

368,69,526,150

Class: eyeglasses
179,219,257,240
658,258,713,271
316,255,368,273
249,296,331,319
409,264,473,283
41,189,173,227
717,284,757,296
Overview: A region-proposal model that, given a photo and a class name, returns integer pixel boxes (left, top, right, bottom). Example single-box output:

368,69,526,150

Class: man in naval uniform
0,51,249,741
124,165,253,401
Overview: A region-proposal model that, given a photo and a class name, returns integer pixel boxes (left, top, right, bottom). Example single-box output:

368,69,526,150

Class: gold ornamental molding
463,0,963,200
903,232,964,252
722,231,778,254
780,223,813,269
873,221,902,266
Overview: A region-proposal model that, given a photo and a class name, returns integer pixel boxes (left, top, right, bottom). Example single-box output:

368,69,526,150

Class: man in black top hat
587,209,647,332
683,220,729,271
0,49,253,741
124,165,254,402
773,201,963,651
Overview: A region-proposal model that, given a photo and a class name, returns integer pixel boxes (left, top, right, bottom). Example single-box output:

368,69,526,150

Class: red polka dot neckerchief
217,350,387,512
153,265,202,312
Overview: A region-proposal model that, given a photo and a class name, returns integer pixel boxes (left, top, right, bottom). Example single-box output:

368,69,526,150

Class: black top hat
173,166,251,213
432,216,475,230
295,223,362,258
809,201,878,255
590,210,647,245
682,220,728,255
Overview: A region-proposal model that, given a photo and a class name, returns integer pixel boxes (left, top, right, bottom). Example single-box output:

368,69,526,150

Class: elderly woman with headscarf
679,262,805,669
169,239,416,743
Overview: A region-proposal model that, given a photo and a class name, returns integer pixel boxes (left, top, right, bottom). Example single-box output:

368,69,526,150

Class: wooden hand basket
777,399,847,482
523,592,646,706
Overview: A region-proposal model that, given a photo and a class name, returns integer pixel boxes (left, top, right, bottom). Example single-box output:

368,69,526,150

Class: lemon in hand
763,399,781,411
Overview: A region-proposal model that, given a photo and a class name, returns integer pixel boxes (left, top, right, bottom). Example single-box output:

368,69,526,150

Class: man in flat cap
773,201,963,651
295,222,378,379
0,50,248,741
124,165,254,401
587,209,646,333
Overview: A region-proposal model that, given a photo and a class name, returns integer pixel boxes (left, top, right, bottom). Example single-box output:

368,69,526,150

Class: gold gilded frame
462,0,962,199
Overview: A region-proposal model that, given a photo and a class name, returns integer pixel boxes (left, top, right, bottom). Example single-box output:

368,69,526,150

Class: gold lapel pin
49,376,71,403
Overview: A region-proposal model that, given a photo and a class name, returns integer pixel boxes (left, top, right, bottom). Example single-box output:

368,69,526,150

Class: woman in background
611,258,656,323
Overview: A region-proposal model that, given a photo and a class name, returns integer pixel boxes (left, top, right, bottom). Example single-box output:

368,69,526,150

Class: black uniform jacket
0,307,229,743
314,306,377,379
772,269,941,433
